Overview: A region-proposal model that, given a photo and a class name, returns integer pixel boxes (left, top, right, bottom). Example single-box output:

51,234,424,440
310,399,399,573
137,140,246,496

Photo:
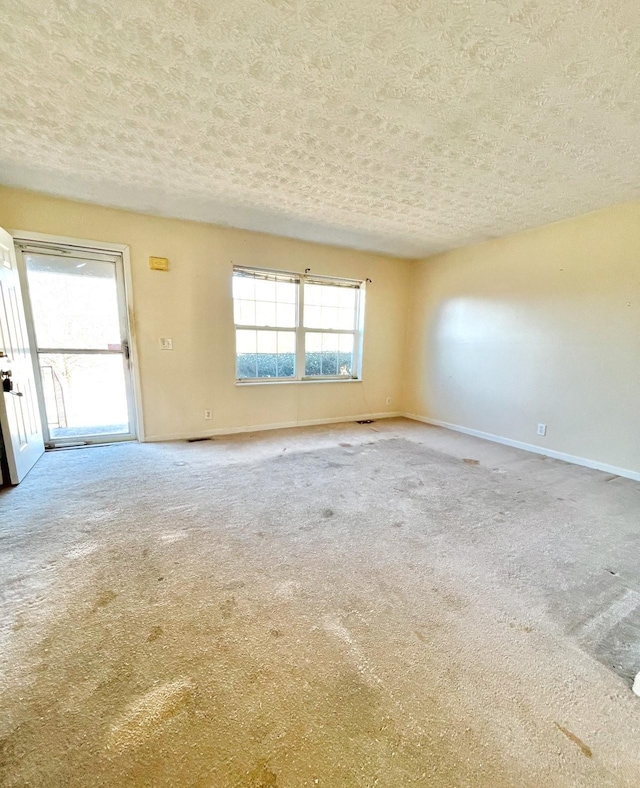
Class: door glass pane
39,353,130,438
25,254,122,350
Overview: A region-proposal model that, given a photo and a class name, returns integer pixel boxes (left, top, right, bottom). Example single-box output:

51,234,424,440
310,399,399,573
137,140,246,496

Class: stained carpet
1,419,640,786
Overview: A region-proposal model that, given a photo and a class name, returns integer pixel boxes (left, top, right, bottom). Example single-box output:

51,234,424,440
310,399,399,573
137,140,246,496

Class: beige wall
3,185,638,476
405,203,640,475
0,186,411,440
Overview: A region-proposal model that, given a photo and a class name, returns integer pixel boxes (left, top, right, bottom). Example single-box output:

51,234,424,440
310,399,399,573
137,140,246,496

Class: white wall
405,203,640,476
0,186,411,441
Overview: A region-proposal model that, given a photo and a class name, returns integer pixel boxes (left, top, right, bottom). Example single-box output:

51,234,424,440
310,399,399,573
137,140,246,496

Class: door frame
10,230,145,444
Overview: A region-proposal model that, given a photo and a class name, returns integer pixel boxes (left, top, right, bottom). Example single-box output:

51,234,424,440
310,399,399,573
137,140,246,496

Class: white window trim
233,265,365,384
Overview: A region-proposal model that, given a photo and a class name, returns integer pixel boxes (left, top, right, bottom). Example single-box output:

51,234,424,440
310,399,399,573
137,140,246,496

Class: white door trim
10,229,145,442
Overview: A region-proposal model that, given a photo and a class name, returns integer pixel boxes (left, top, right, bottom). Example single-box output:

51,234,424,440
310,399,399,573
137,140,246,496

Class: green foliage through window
233,267,363,381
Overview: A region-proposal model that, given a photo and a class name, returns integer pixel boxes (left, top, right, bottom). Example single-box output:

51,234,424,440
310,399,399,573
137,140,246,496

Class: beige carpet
1,418,640,786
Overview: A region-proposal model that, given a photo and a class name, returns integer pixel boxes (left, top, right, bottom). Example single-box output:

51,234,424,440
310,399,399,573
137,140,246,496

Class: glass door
19,245,136,446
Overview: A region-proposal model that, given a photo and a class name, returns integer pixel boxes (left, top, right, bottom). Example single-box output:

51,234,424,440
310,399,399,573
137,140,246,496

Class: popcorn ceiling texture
1,0,640,257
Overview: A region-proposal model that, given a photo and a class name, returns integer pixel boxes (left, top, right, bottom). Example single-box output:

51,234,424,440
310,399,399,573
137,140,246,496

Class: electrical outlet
159,337,173,350
537,423,547,436
204,409,212,420
386,397,392,405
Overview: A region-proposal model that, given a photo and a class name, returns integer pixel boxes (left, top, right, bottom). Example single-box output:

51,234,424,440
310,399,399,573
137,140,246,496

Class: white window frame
233,265,365,384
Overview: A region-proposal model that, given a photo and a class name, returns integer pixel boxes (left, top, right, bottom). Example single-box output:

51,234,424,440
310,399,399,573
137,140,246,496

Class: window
233,266,364,382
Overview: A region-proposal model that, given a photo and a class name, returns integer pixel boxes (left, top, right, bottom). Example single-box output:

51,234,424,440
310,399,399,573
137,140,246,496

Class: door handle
9,390,23,397
2,370,17,394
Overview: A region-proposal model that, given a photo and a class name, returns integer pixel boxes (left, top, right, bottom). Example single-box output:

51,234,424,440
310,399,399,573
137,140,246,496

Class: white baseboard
144,412,402,443
403,413,640,482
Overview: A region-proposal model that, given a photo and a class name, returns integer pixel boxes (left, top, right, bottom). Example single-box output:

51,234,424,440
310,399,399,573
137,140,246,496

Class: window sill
236,378,362,386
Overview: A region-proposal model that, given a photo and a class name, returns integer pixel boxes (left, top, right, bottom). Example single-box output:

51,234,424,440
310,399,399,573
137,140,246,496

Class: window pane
304,304,356,330
305,332,354,377
324,307,340,328
305,332,322,353
236,329,257,353
233,272,297,328
234,299,256,325
338,288,356,309
233,277,255,300
337,307,356,330
236,330,256,379
323,287,341,306
233,272,362,381
304,284,323,306
337,333,354,375
304,305,321,328
237,354,257,379
276,331,295,377
257,331,277,353
323,349,338,375
276,302,296,328
339,333,354,354
255,300,277,326
276,281,296,304
304,283,357,330
255,279,276,302
256,348,277,378
236,329,295,379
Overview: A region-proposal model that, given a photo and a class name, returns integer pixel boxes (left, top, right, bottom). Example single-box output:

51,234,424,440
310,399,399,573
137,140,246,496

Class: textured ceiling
2,0,640,258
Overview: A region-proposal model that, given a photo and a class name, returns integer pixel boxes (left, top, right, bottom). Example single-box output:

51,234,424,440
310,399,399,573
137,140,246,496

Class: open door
0,226,45,484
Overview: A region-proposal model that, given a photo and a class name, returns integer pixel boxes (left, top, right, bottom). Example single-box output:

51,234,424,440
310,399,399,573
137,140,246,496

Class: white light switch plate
159,337,173,350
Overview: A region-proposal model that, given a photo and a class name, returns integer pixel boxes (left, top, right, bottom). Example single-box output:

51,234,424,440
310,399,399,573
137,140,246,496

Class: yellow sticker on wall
149,256,169,271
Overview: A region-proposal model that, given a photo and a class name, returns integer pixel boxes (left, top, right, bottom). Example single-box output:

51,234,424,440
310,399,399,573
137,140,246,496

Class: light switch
159,337,173,350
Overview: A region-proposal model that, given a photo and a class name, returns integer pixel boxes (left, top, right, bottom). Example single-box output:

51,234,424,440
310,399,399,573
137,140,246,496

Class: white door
0,227,45,483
